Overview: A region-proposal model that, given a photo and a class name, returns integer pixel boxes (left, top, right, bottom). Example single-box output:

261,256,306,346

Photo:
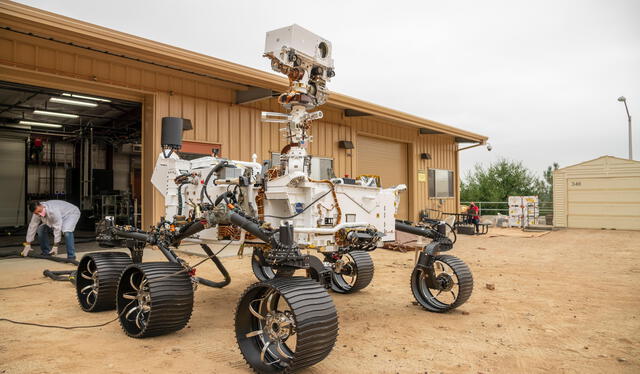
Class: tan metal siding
553,156,640,230
0,28,461,225
357,135,409,220
566,177,640,230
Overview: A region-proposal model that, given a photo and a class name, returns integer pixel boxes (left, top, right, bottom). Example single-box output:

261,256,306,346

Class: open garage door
0,81,142,232
357,135,409,220
567,177,640,230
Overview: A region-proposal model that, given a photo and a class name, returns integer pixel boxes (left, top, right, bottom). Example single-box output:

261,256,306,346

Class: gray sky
16,0,640,178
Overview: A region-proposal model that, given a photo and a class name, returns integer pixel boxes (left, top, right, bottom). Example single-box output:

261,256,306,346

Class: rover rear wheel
76,252,131,312
235,277,338,373
410,254,473,312
330,250,374,294
251,248,296,282
117,262,194,338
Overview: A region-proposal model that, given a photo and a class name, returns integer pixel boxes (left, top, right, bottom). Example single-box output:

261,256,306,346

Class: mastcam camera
264,24,335,108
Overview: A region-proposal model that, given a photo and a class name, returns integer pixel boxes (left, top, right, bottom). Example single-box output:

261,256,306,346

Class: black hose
395,220,437,239
214,191,235,206
172,221,206,244
229,212,272,243
201,160,228,204
111,229,152,243
177,182,188,215
194,244,231,288
43,269,75,282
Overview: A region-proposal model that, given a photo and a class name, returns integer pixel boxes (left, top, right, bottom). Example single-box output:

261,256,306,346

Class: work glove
50,246,59,256
21,243,32,257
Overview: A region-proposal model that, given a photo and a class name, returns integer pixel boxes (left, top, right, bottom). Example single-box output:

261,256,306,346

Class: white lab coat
26,200,81,244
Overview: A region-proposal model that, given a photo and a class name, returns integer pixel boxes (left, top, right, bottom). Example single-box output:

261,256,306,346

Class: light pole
618,96,632,160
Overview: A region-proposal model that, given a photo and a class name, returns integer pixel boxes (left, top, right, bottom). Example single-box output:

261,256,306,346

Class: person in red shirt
468,202,480,233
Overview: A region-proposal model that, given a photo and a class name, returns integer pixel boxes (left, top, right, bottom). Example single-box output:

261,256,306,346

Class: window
428,169,454,198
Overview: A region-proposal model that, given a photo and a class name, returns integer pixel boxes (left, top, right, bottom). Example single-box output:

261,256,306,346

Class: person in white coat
22,200,81,260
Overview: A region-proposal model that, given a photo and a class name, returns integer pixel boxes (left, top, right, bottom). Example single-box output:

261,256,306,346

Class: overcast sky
16,0,640,178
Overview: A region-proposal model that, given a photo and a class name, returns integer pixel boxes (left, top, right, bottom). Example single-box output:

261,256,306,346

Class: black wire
0,299,135,330
262,189,332,220
0,281,50,290
0,239,234,330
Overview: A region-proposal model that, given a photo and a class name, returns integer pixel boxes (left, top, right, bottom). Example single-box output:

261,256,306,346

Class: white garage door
567,177,640,230
357,135,409,220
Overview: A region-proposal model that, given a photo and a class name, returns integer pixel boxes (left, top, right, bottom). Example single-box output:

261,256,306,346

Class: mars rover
75,25,473,372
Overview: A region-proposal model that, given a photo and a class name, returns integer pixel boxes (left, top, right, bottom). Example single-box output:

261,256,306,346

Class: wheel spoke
138,277,147,291
245,329,263,338
122,292,136,300
87,260,96,274
80,271,93,280
126,305,140,320
266,291,276,313
276,340,293,359
435,289,443,297
80,284,93,294
450,290,457,300
85,290,96,306
260,341,271,363
130,274,139,291
249,299,266,320
135,310,143,329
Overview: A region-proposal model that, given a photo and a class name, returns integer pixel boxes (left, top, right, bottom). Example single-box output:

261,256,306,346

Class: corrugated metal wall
553,156,640,230
0,28,460,224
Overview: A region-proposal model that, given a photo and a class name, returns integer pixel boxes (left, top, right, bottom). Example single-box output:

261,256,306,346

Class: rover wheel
117,262,194,338
251,248,295,282
76,252,131,312
235,277,338,373
410,254,473,312
330,250,374,294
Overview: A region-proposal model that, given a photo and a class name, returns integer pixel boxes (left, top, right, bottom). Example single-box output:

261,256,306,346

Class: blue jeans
36,225,76,259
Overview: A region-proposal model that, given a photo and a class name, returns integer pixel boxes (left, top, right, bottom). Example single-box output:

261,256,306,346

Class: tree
461,158,546,214
541,162,560,202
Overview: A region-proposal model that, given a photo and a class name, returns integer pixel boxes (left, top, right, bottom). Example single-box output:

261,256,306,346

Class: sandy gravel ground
1,228,639,374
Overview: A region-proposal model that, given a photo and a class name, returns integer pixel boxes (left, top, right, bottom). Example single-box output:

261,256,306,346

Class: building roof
0,1,488,143
555,155,640,173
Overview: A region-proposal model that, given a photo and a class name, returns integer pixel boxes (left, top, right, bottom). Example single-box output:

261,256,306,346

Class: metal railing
460,201,553,216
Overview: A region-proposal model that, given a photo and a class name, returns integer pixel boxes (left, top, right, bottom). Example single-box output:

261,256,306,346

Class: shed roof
0,1,488,143
557,156,640,170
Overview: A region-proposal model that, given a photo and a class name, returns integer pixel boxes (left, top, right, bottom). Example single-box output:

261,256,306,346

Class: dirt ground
1,228,639,374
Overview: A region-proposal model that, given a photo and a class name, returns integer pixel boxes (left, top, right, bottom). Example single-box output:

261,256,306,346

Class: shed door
357,135,409,220
567,177,640,230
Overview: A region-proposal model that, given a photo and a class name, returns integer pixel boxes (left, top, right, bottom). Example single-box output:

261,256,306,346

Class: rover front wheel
410,254,473,312
117,262,194,338
330,250,374,294
76,252,131,312
235,277,338,372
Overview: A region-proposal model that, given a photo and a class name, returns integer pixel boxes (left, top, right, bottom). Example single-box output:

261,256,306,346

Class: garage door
567,177,640,230
357,135,409,220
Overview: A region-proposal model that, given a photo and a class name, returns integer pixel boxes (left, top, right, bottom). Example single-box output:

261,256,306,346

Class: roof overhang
0,1,488,144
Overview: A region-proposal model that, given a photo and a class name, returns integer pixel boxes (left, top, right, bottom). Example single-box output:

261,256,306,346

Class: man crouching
22,200,81,260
